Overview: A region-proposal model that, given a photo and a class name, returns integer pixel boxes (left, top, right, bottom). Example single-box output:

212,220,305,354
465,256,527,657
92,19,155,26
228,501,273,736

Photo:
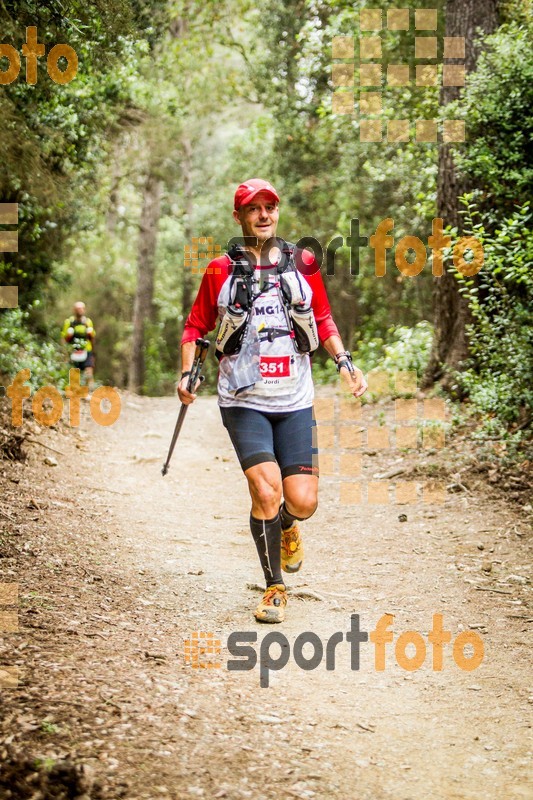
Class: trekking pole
161,338,210,477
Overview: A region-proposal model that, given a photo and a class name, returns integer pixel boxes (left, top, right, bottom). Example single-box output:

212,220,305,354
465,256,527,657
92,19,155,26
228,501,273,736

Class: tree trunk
106,155,121,234
128,171,162,393
181,136,195,331
424,0,499,388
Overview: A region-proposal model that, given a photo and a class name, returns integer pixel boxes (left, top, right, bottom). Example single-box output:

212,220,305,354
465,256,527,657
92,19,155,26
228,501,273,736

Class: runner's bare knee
284,486,318,520
249,475,282,518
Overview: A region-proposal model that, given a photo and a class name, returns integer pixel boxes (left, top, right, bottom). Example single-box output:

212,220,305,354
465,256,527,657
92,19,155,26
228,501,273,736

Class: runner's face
235,192,279,244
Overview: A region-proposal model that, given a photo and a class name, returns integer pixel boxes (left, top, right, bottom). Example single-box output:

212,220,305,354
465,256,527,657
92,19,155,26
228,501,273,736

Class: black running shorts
220,405,319,479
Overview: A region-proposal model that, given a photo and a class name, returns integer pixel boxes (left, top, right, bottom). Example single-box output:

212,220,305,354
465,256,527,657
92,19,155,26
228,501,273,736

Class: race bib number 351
260,356,291,377
255,355,298,396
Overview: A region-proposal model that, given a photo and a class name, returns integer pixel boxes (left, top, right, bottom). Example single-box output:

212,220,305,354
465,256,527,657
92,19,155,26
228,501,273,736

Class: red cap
234,178,280,210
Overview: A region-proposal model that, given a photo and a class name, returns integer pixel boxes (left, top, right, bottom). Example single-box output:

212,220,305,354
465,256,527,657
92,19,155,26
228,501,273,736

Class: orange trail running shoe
254,584,287,623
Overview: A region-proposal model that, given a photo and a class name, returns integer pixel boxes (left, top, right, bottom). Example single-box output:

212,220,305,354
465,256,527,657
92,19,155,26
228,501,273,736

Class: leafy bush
143,321,177,397
312,321,433,392
453,22,533,208
445,20,533,460
381,321,434,377
456,201,533,436
0,307,67,391
311,357,337,386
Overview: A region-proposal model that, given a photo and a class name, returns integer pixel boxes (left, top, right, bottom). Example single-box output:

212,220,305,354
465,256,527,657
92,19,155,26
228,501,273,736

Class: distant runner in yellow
61,301,96,393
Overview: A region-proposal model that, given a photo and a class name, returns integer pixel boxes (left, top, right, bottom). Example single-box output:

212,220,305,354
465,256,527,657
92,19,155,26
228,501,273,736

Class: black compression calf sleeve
250,513,284,587
279,501,307,531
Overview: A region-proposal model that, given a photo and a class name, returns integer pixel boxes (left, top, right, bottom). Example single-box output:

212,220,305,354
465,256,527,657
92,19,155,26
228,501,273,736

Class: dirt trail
1,392,531,799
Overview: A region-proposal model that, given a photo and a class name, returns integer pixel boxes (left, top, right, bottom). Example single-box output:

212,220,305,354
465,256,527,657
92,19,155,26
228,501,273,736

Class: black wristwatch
334,351,356,373
176,371,192,389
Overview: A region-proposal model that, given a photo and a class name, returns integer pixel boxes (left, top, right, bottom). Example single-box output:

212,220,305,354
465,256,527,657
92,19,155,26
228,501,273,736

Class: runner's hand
177,376,202,405
340,365,368,398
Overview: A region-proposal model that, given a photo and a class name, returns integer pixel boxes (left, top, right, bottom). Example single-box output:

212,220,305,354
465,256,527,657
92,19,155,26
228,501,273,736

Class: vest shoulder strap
226,240,297,276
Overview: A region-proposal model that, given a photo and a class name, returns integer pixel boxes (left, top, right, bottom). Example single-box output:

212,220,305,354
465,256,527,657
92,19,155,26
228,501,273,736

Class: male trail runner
61,301,96,393
179,179,367,622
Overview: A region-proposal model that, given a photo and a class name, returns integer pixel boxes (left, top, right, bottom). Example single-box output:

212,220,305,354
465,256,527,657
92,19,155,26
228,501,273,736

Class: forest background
0,0,531,464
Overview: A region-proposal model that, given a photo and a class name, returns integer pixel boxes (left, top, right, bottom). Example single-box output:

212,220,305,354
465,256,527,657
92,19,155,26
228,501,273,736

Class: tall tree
424,0,500,387
180,136,195,323
128,170,162,392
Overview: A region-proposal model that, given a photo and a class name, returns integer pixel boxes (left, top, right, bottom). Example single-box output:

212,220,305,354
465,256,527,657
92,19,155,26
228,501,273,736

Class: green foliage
0,0,160,313
311,356,337,386
452,22,533,209
1,0,530,436
381,321,434,376
436,19,533,460
236,0,437,351
312,321,433,391
351,336,385,374
40,720,59,735
352,321,433,381
455,201,533,436
143,321,176,396
365,321,433,398
34,758,56,772
0,307,67,390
